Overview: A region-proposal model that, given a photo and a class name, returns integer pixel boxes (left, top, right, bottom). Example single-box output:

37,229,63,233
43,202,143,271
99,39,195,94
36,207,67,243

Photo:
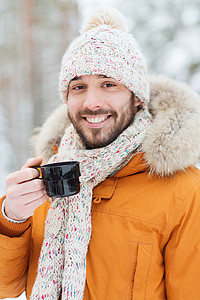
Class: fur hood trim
31,75,200,176
31,104,70,164
143,75,200,176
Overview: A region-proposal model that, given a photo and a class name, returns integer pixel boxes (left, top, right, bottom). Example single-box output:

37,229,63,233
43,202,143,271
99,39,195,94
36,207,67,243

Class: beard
68,94,137,149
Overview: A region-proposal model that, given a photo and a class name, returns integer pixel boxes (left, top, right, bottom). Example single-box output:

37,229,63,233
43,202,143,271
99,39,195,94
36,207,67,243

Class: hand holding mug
5,156,47,221
5,157,80,222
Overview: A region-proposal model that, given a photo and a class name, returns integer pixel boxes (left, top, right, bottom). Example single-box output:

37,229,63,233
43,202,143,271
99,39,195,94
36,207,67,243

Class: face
67,74,141,149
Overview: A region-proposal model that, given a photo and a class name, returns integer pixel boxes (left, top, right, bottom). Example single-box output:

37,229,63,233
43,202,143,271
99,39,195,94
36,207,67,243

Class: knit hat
59,8,149,106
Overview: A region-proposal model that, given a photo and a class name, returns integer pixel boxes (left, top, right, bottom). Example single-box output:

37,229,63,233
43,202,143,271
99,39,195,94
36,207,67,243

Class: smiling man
1,7,200,300
67,74,140,149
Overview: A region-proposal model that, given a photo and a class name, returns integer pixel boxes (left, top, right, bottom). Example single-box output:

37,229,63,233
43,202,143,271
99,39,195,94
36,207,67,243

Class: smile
86,116,109,124
82,115,111,127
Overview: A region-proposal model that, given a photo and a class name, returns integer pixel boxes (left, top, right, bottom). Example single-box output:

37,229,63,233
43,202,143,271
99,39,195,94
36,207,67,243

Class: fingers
21,156,43,169
6,168,40,185
6,191,47,220
5,156,47,221
20,179,44,196
22,190,47,218
25,194,47,219
24,188,47,205
7,179,44,197
5,184,48,221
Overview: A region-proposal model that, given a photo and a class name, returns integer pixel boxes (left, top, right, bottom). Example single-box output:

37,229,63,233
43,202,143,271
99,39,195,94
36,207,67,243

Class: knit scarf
31,108,152,300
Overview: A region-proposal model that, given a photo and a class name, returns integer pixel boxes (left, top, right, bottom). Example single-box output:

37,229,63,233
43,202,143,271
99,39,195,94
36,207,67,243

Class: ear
134,96,142,107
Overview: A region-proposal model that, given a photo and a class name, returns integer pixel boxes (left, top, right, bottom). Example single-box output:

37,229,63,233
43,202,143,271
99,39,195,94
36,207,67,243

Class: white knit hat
59,8,150,106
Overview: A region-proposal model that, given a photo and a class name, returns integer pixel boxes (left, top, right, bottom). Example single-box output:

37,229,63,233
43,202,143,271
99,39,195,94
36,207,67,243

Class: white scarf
31,108,152,300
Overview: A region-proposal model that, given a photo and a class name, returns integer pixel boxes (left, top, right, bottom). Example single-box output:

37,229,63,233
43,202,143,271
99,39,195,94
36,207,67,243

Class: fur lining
143,75,200,176
31,104,69,164
31,75,200,175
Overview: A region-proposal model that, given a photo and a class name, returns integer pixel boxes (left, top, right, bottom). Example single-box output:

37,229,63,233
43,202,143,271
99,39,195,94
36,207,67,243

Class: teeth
86,116,108,124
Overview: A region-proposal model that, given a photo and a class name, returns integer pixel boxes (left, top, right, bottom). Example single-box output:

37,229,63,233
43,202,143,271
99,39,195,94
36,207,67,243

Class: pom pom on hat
80,7,129,33
59,8,150,106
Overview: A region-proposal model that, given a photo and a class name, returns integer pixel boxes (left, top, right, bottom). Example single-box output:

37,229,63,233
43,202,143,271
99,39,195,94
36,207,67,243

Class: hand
5,156,47,221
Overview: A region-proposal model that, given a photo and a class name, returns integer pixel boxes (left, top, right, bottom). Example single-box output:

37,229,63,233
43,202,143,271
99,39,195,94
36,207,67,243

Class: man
1,7,200,300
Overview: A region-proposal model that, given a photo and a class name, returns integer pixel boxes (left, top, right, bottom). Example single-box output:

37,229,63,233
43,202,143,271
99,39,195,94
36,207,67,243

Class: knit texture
59,8,149,105
30,108,152,299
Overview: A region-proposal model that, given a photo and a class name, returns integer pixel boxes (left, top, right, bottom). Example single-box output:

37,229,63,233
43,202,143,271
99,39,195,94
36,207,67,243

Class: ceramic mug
34,161,80,198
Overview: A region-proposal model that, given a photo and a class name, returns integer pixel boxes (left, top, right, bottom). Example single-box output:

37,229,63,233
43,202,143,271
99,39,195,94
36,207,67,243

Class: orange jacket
1,75,200,299
1,153,200,300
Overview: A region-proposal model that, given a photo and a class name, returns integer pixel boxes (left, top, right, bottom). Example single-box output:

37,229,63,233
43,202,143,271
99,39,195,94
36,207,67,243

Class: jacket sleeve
0,195,32,299
164,182,200,300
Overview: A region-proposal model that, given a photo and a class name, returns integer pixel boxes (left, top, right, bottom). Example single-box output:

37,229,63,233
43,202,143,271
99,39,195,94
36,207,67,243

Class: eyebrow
70,74,110,81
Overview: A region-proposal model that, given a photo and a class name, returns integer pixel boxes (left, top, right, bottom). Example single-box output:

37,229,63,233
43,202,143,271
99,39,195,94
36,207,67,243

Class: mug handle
32,166,42,179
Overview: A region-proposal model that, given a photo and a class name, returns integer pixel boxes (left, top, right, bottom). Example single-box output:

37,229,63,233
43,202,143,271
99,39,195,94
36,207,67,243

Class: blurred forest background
1,0,200,197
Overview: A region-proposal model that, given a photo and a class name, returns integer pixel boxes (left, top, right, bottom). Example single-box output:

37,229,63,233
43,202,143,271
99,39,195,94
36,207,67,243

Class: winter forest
0,0,200,299
1,0,200,196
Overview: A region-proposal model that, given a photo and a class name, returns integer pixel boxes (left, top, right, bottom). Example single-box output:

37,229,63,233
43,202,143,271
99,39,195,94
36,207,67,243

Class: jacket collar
92,153,148,201
31,75,200,177
114,153,148,177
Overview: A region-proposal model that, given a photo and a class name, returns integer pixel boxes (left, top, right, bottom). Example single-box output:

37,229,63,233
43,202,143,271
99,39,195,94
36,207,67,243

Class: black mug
34,161,80,198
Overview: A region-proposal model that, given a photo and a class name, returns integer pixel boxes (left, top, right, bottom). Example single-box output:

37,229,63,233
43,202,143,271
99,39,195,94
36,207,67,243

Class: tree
114,0,200,93
0,0,79,174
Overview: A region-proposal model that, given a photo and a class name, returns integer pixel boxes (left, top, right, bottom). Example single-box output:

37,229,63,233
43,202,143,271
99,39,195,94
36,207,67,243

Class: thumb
21,156,43,169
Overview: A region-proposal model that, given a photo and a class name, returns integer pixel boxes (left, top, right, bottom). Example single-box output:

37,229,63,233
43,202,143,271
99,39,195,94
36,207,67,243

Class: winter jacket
1,75,200,300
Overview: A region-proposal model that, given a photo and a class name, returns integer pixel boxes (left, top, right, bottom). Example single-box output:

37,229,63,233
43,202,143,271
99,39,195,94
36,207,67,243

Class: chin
84,135,115,149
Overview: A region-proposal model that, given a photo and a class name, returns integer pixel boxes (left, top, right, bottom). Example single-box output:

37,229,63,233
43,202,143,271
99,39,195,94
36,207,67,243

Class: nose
83,88,103,110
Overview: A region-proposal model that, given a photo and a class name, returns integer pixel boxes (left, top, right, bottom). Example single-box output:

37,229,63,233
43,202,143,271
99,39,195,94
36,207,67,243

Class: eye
102,82,116,88
72,85,85,90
